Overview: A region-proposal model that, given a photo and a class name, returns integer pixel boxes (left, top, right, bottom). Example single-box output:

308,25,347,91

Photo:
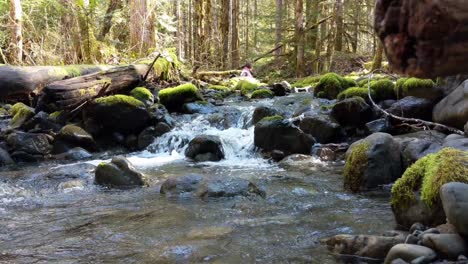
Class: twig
142,53,161,82
366,69,463,135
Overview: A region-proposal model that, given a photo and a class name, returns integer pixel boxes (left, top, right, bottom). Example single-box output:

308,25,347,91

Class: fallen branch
366,69,463,135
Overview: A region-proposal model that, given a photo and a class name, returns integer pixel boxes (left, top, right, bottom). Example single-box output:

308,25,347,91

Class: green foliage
130,87,154,103
315,73,349,99
344,142,370,192
370,79,396,101
395,78,435,99
391,148,468,209
94,94,144,107
158,83,203,111
337,87,375,101
251,89,274,99
236,79,260,96
260,115,284,122
292,76,321,88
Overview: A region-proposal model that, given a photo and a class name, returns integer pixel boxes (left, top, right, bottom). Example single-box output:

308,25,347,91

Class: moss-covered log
36,64,150,111
0,65,112,100
374,0,468,78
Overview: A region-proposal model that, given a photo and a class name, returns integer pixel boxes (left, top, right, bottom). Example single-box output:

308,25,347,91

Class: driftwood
0,65,112,100
374,0,468,78
36,64,150,111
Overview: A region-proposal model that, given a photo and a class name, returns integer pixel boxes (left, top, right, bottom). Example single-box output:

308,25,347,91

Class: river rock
0,147,14,166
196,176,265,199
331,97,373,127
384,244,436,264
22,111,62,132
137,124,171,150
393,193,446,231
344,133,402,192
387,97,434,121
440,183,468,238
160,174,203,196
322,233,406,260
54,147,92,161
298,112,343,143
366,118,393,134
251,106,281,125
57,124,96,151
433,80,468,129
269,81,290,96
185,135,225,162
254,118,315,155
442,134,468,151
86,95,151,135
6,131,52,158
395,131,447,169
95,156,148,188
420,233,468,259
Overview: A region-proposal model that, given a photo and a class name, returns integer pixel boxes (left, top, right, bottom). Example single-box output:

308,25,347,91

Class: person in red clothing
240,63,254,78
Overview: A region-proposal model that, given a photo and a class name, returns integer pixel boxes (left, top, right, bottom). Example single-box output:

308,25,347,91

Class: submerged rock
384,244,436,264
54,147,92,161
160,174,203,196
185,135,225,162
344,133,402,192
440,182,468,239
95,156,148,188
196,176,265,199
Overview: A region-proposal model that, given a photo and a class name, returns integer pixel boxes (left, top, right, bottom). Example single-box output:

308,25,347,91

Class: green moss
315,73,347,99
9,102,35,128
358,79,374,88
344,142,370,192
0,108,8,116
48,111,63,121
343,77,357,88
337,87,375,101
250,89,274,99
94,94,144,107
236,79,260,96
370,79,396,101
391,148,468,209
260,115,284,122
158,83,203,111
397,78,435,99
130,87,154,103
292,76,321,88
208,85,230,91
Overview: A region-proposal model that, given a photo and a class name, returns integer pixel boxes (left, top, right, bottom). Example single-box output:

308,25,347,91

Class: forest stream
0,93,394,263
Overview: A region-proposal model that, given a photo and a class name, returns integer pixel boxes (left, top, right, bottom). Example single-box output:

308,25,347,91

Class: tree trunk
323,1,338,72
275,0,283,58
231,0,240,68
334,0,343,52
129,0,154,56
221,0,230,69
99,0,122,40
374,0,468,78
9,0,23,64
37,65,151,111
295,0,305,77
371,39,384,71
0,65,112,100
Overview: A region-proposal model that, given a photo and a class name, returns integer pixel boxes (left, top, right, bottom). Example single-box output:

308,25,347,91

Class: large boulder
433,80,468,130
95,156,148,188
331,97,373,127
158,83,204,112
6,131,52,161
420,233,468,259
384,244,436,264
387,96,434,121
344,133,402,192
87,95,151,135
185,135,225,162
396,131,447,169
298,112,343,144
254,117,315,155
56,124,96,151
251,106,281,125
440,182,468,239
391,148,468,229
130,87,154,106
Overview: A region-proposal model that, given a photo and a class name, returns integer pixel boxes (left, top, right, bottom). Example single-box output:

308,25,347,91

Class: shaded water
0,94,394,263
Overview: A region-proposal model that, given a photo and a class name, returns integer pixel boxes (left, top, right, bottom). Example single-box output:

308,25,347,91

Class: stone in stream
254,117,315,155
137,123,171,150
160,174,203,196
54,147,92,161
343,133,402,192
251,105,281,125
298,112,344,144
387,96,434,121
6,131,53,161
196,176,266,199
433,80,468,130
56,124,96,151
384,244,436,264
420,233,468,260
322,233,406,260
95,156,148,188
22,111,62,132
331,97,373,127
268,81,291,96
0,147,14,166
185,135,225,162
440,182,468,239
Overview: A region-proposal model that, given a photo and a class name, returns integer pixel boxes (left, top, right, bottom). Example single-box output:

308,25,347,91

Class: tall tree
275,0,283,58
129,0,155,56
76,0,97,63
9,0,23,64
295,0,305,77
99,0,122,41
334,0,343,51
231,0,240,68
220,0,230,69
371,38,384,71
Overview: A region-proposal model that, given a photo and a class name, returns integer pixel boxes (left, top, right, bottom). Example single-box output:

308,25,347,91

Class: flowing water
0,94,394,263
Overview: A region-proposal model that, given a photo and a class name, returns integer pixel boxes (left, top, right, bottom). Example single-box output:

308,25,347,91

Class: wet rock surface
95,156,148,188
185,135,225,162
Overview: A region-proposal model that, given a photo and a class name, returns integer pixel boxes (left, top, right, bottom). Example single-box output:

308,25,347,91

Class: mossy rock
207,85,230,91
396,78,439,100
315,73,349,99
9,102,35,129
260,115,284,122
344,142,370,192
158,83,203,112
358,79,376,88
337,87,375,102
292,76,321,88
343,77,357,88
391,148,468,227
395,78,409,98
130,87,154,106
0,108,8,116
236,79,260,96
95,94,145,107
251,89,274,99
369,79,396,102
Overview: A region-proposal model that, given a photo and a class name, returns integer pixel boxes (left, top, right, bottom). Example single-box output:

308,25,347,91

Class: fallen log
0,65,112,100
36,64,150,111
374,0,468,78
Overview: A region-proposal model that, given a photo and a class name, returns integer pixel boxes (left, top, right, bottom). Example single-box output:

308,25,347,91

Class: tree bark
221,0,230,69
99,0,122,40
295,0,305,77
371,39,384,71
231,0,240,68
37,65,150,111
0,65,112,100
9,0,23,64
129,0,155,56
334,0,343,51
374,0,468,78
275,0,283,58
